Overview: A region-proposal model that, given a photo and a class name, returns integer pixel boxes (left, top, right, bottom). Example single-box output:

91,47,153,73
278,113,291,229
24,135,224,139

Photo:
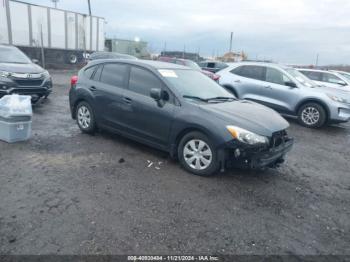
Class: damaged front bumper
221,136,294,170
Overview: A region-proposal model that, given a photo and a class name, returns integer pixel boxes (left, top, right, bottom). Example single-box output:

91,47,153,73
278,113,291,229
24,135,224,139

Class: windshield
159,69,234,100
286,68,316,87
339,72,350,81
184,60,202,70
0,46,31,64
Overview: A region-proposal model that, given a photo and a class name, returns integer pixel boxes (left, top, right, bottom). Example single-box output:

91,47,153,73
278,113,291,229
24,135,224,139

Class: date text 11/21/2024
127,256,219,261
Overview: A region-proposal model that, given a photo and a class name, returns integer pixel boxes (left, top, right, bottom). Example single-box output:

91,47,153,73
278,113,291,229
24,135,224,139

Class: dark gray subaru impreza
69,59,293,176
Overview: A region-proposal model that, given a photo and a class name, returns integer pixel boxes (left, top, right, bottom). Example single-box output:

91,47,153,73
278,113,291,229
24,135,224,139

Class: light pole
315,53,319,67
87,0,92,16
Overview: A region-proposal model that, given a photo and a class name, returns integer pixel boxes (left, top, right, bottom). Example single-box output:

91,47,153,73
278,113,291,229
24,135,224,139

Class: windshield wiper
183,95,208,102
206,96,236,102
183,95,236,103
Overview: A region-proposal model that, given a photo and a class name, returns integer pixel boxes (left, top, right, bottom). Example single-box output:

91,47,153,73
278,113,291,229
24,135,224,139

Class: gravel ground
0,70,349,256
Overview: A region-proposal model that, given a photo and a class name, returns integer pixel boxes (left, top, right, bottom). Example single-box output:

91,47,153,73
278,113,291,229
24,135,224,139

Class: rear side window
92,65,103,81
231,65,265,81
100,63,128,87
84,66,96,79
129,67,162,96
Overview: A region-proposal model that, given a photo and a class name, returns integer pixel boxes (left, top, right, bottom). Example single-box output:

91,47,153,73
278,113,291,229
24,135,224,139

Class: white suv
298,69,350,89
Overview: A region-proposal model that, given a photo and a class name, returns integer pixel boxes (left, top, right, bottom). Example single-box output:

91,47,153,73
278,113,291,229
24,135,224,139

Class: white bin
0,95,32,143
0,116,32,143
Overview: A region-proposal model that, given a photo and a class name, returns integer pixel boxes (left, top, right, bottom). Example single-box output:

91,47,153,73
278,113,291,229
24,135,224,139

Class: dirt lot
0,70,349,256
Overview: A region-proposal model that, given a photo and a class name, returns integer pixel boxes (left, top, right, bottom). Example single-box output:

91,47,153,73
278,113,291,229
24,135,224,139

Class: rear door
121,66,176,147
229,65,266,101
93,63,129,130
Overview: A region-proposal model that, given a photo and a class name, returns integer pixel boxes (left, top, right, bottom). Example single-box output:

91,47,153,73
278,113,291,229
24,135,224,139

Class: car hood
199,100,289,137
0,62,44,73
312,85,350,99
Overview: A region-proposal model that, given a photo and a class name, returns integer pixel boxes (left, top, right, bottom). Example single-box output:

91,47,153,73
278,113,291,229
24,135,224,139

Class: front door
121,66,176,147
259,67,300,114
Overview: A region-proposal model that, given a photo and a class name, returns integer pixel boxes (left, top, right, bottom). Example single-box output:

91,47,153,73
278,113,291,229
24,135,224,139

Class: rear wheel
178,131,220,176
297,102,326,128
76,101,96,134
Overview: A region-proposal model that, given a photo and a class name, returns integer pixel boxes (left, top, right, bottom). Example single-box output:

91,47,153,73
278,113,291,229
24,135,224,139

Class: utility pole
51,0,59,8
87,0,92,16
229,32,233,53
315,53,319,67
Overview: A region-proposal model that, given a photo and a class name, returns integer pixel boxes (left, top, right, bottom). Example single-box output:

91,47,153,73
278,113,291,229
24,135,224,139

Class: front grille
270,130,288,148
14,79,44,87
10,87,48,95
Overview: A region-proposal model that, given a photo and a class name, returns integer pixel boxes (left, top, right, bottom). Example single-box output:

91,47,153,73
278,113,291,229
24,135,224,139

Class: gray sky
25,0,350,65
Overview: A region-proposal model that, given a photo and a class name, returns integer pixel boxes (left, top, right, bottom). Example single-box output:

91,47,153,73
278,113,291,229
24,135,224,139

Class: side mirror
32,59,39,64
338,81,347,86
285,81,297,88
150,88,169,101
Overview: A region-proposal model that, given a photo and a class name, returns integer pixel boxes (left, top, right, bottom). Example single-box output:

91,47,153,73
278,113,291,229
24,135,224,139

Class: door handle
89,86,97,91
123,97,132,104
234,80,241,83
264,85,272,89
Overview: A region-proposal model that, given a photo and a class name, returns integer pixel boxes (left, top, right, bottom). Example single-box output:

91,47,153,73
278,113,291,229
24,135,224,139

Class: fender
295,98,330,118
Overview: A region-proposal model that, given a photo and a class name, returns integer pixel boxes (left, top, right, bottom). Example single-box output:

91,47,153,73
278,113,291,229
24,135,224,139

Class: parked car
87,52,138,63
198,61,229,73
69,60,293,176
218,62,350,128
0,44,52,103
298,69,350,89
158,57,220,81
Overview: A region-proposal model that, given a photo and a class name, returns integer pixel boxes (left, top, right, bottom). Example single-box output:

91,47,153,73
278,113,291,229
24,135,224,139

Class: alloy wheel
301,106,320,125
77,105,91,129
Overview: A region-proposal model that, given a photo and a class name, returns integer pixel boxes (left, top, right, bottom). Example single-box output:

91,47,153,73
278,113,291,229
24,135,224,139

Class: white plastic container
0,95,32,143
0,116,32,143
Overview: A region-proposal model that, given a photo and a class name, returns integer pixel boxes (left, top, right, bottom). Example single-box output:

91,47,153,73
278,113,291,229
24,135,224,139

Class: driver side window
265,67,292,86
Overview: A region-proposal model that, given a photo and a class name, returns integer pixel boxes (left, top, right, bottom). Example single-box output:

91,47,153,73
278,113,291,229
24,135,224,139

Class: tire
76,101,96,134
67,53,78,64
178,131,220,176
297,102,327,128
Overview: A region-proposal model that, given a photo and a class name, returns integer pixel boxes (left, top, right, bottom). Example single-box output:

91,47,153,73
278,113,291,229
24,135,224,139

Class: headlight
0,71,10,78
42,70,50,78
226,125,269,145
327,94,346,103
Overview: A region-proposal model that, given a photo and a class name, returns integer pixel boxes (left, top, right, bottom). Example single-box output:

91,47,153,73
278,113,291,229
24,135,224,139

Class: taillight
71,75,78,87
213,74,220,81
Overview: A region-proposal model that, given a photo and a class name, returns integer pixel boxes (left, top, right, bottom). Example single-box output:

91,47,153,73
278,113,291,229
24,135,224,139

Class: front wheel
178,131,220,176
297,103,327,128
76,101,96,134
